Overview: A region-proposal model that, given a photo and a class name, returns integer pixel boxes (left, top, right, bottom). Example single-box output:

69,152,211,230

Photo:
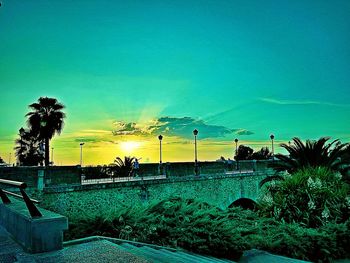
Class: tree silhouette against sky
26,97,66,166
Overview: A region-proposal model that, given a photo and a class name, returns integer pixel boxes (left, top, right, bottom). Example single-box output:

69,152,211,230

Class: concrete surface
0,198,67,253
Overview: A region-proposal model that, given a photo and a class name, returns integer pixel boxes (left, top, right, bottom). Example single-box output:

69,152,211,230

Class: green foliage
258,167,350,228
273,137,350,174
64,197,350,262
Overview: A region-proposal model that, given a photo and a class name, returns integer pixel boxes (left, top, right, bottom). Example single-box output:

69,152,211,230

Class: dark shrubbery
273,137,350,174
65,197,350,262
258,167,350,228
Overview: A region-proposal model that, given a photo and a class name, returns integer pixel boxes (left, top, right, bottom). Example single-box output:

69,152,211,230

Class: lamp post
158,135,163,175
80,142,85,166
51,147,54,166
193,129,199,176
234,138,239,170
270,134,275,160
19,127,25,166
234,138,239,157
40,120,49,166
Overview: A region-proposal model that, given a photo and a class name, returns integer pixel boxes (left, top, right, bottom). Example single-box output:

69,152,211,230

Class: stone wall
0,166,81,188
0,167,38,188
37,173,268,219
0,161,272,185
82,160,273,179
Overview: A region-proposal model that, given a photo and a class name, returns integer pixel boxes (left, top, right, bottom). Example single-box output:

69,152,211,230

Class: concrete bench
0,197,68,253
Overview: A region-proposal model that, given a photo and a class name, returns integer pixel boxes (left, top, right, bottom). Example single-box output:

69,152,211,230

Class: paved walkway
0,225,147,263
1,224,328,263
0,225,228,263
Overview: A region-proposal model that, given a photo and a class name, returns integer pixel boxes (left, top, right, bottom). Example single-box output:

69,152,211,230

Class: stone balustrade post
37,169,45,191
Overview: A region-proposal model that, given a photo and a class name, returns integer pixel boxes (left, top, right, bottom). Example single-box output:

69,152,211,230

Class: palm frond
259,175,285,188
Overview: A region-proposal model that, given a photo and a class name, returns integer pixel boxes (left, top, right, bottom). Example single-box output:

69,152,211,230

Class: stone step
176,251,221,263
140,246,188,263
120,242,168,262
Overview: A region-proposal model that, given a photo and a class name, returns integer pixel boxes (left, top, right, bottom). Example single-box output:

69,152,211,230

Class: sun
120,141,140,153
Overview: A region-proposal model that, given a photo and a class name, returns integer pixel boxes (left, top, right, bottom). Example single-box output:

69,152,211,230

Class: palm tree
260,137,350,188
26,97,65,166
273,137,350,173
14,128,44,166
109,156,135,177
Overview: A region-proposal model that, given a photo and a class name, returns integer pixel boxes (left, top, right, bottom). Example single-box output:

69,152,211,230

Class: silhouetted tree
109,156,136,177
260,137,350,187
14,129,44,166
235,145,254,160
273,137,350,173
26,97,65,166
0,156,4,164
250,147,271,160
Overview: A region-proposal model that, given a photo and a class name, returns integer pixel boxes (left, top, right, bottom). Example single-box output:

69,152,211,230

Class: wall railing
0,178,42,217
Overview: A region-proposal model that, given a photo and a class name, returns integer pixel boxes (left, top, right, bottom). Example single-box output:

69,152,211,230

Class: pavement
0,225,229,263
0,224,331,263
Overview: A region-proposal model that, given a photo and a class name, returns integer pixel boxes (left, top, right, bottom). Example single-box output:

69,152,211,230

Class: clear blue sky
1,0,350,164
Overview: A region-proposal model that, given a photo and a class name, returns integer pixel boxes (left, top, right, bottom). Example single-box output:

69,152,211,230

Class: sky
0,0,350,165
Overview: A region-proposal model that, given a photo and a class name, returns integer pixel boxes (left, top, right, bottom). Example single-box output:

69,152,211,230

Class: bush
65,197,350,262
258,167,350,228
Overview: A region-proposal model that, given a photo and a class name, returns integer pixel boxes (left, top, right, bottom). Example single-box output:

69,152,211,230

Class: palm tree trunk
45,137,50,166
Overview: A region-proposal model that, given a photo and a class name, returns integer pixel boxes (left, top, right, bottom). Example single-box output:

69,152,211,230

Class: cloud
112,117,254,139
235,129,254,135
112,121,142,135
258,97,349,107
74,138,101,143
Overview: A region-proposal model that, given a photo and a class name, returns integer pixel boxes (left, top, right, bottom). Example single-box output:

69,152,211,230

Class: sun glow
120,141,141,153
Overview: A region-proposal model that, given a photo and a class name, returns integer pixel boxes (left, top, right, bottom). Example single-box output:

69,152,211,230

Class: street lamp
158,135,163,175
40,120,48,166
234,138,239,170
80,142,85,166
234,138,239,157
51,147,54,166
193,129,199,176
19,127,25,166
270,134,275,159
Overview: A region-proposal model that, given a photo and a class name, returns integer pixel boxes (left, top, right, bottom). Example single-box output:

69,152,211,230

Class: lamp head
193,129,198,136
158,134,163,141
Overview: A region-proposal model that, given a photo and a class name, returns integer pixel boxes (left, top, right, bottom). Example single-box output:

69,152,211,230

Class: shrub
258,167,350,228
64,197,350,262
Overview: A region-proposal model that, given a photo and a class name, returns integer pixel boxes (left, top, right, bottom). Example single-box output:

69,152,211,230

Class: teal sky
1,0,350,164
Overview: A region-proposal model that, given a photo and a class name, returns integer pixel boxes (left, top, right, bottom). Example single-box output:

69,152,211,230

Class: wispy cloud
112,116,254,139
259,97,349,107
